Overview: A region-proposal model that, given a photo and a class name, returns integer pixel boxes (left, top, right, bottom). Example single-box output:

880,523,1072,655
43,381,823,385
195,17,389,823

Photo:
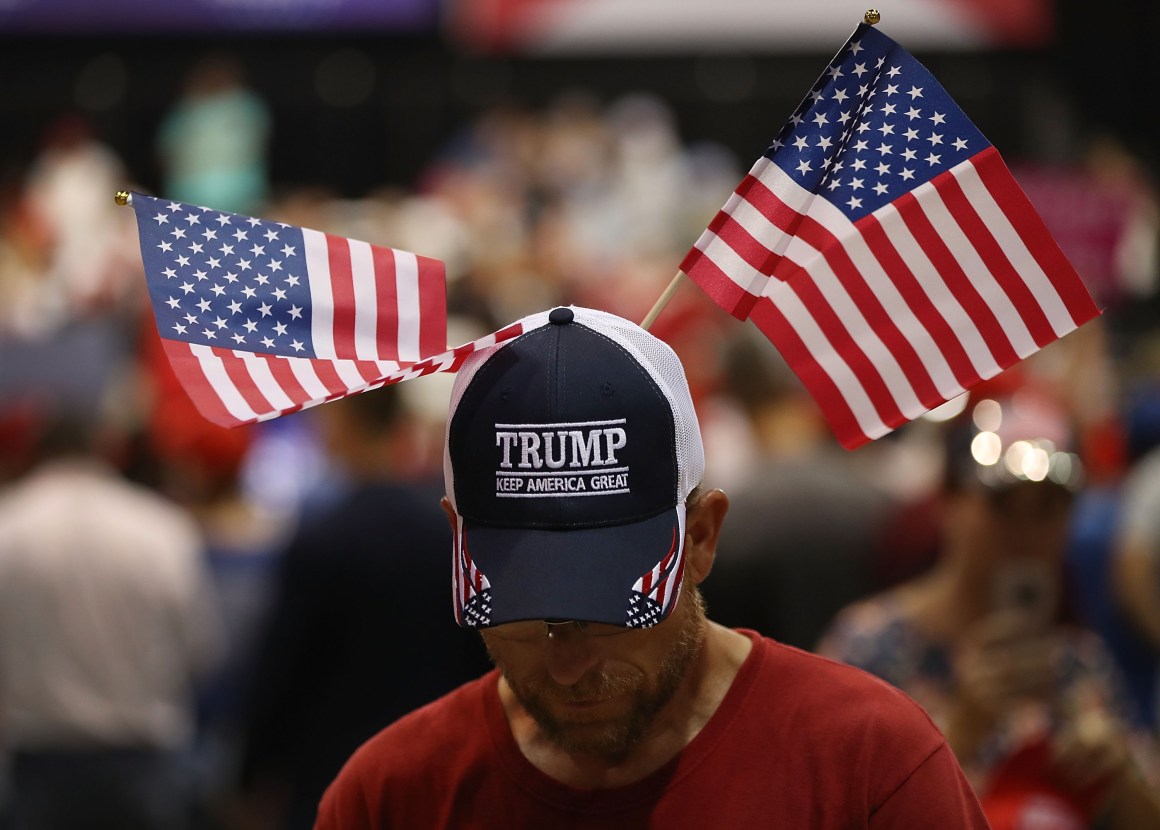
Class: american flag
680,23,1100,449
131,192,526,427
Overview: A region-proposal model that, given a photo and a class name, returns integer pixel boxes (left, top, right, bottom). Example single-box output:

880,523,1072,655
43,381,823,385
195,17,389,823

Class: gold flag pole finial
114,190,132,206
864,8,881,25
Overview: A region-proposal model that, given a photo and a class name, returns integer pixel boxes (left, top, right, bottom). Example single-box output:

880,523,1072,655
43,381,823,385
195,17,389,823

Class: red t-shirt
316,631,991,829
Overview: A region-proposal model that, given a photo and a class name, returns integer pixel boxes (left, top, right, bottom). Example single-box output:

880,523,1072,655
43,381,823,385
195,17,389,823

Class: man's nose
543,631,602,687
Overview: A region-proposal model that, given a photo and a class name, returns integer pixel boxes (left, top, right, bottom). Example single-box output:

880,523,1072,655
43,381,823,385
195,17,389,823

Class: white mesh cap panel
442,306,704,514
567,307,705,502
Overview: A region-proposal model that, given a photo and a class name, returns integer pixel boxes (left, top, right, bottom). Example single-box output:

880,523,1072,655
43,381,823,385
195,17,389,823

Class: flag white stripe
348,239,378,361
237,352,297,411
189,344,261,422
332,360,370,390
303,228,335,359
952,161,1077,337
394,250,422,361
765,283,890,441
372,359,406,375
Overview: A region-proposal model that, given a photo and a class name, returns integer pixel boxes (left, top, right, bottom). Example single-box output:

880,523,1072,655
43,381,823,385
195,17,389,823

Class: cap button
548,307,574,325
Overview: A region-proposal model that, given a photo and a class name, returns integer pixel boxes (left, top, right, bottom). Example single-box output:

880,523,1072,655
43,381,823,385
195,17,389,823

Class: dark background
0,0,1154,199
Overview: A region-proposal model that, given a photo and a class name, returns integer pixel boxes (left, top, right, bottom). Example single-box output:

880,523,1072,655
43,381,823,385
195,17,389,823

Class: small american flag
680,23,1099,449
131,192,525,427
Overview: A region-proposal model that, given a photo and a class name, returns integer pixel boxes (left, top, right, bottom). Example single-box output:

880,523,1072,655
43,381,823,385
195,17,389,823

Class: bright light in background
971,431,1002,466
447,0,1056,54
971,398,1003,433
922,393,970,423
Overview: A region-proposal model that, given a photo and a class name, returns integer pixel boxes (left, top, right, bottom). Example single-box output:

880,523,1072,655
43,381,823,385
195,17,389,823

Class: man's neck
499,623,753,789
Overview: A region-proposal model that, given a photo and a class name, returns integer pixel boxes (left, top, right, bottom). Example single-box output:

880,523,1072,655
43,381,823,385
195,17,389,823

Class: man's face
481,586,707,759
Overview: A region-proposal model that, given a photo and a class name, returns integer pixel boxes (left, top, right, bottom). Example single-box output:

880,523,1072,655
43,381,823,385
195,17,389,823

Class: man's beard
494,588,707,759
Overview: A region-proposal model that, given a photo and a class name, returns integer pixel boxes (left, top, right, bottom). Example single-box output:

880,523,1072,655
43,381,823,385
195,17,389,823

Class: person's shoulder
752,635,943,738
318,672,496,827
38,463,201,544
336,672,493,775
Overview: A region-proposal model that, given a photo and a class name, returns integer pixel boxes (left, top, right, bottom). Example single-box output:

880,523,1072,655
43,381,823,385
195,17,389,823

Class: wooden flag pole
640,270,686,331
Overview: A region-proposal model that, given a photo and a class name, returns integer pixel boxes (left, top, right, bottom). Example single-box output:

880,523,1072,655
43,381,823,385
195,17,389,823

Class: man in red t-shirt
316,306,991,829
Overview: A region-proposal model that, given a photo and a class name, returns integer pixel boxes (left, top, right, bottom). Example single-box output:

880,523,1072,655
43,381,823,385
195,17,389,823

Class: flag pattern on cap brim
679,23,1100,450
627,525,683,627
130,191,527,427
453,525,492,627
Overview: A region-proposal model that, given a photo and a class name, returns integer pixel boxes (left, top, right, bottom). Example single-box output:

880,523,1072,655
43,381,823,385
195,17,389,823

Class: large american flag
131,192,525,427
680,23,1100,449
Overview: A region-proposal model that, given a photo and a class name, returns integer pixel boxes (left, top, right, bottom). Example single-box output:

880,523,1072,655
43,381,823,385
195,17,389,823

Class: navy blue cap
444,306,704,630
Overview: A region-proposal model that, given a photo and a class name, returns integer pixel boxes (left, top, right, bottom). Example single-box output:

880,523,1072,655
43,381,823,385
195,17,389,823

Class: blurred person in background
20,114,133,333
156,53,271,215
818,384,1160,830
1110,404,1160,734
700,325,894,650
139,319,293,830
0,405,223,830
235,384,490,830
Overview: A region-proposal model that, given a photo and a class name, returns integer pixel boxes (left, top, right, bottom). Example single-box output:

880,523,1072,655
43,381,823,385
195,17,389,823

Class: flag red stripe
748,298,866,449
681,247,758,319
974,150,1101,326
309,359,352,399
372,245,401,361
353,360,385,384
416,255,448,357
326,234,357,358
931,166,1057,349
162,340,243,428
892,190,1020,368
262,355,312,411
858,215,983,391
705,207,774,275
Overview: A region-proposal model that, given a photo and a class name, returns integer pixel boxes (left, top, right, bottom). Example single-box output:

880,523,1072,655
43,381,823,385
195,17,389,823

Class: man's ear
440,496,458,534
683,488,729,586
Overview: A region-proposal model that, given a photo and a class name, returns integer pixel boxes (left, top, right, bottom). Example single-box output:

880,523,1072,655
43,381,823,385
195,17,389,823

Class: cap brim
454,505,686,629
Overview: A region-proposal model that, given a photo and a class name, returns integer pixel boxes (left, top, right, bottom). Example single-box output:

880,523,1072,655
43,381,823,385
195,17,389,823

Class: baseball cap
444,306,705,630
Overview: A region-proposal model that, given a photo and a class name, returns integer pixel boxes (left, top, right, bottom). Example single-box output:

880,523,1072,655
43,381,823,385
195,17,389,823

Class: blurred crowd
2,50,1160,830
